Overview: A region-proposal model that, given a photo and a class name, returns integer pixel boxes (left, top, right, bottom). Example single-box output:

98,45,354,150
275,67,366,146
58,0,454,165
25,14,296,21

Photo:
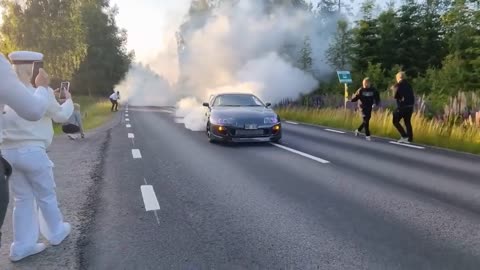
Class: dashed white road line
271,143,330,164
125,114,129,117
141,185,160,211
389,141,425,149
325,129,346,134
128,133,135,139
160,109,174,114
126,118,130,121
132,149,142,159
126,124,131,128
285,121,298,125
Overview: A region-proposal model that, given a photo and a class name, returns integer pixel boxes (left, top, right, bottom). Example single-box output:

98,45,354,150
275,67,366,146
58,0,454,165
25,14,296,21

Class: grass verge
277,107,480,155
53,96,113,135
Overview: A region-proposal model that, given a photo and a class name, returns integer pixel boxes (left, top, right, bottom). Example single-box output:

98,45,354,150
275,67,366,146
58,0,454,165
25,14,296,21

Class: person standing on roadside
392,71,415,143
351,77,380,141
2,51,74,262
109,90,120,112
0,53,51,251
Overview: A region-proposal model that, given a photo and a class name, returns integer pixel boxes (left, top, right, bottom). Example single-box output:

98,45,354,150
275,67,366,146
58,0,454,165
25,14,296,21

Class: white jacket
1,86,74,150
0,54,51,143
109,92,119,100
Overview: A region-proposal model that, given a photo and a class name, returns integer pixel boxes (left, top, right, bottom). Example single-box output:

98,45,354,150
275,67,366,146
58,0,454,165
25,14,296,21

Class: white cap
8,51,44,64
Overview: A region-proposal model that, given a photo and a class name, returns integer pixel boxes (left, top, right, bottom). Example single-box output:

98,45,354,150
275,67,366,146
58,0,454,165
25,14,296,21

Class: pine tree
326,20,352,70
299,36,313,71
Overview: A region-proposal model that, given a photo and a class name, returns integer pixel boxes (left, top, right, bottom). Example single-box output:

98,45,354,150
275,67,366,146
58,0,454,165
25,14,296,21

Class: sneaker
366,136,372,141
10,243,46,262
354,130,360,137
50,223,71,246
398,137,409,143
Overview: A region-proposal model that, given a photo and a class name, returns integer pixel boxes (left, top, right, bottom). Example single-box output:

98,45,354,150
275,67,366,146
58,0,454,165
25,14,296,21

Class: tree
416,0,447,72
299,36,313,71
442,0,480,90
350,0,379,72
364,62,386,91
71,0,133,96
375,8,398,71
326,20,352,70
394,0,423,77
0,0,88,81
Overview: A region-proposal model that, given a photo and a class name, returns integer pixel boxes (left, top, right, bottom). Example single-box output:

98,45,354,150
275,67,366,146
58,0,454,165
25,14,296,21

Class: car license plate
245,124,257,130
236,129,264,136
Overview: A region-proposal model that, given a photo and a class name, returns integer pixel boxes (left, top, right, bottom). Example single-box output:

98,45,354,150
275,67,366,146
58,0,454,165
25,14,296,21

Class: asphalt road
81,106,480,270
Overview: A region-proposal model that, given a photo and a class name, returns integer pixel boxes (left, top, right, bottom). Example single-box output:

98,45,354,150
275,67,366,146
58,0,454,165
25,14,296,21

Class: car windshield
213,94,264,107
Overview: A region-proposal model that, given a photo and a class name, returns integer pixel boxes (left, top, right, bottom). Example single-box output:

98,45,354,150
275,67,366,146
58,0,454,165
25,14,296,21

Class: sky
112,0,397,62
1,0,397,62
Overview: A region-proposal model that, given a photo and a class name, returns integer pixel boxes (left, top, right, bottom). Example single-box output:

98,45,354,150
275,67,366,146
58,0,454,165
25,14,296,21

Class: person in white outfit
109,91,120,111
0,54,51,252
1,51,74,262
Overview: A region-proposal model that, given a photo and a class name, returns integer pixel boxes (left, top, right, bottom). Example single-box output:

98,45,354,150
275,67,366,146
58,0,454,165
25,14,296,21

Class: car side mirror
265,102,271,107
202,102,210,107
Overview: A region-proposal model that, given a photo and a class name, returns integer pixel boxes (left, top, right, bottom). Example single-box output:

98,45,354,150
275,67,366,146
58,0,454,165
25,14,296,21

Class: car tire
207,123,215,143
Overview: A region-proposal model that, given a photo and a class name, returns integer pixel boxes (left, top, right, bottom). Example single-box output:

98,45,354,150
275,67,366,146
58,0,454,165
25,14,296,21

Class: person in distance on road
392,71,415,143
0,53,51,252
1,51,74,262
109,90,120,112
351,77,380,141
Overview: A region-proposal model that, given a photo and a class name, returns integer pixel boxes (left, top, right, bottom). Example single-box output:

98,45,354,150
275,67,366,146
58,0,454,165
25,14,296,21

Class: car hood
210,106,279,126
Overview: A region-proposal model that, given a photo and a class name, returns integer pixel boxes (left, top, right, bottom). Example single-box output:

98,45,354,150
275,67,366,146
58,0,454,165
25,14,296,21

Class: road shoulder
0,111,121,269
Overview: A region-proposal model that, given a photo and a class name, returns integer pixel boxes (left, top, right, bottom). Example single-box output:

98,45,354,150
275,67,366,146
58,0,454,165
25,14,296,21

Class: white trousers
3,146,65,254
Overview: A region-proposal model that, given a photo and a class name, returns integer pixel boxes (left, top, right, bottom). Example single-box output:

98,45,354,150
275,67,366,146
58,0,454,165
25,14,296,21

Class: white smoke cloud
235,52,318,104
117,0,339,131
116,64,175,107
175,97,207,131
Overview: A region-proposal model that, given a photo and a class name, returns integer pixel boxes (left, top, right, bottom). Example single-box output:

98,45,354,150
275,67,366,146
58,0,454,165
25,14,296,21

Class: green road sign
337,71,352,84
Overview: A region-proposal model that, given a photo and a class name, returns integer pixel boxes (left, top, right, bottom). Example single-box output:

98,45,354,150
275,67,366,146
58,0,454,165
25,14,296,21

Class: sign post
336,71,352,109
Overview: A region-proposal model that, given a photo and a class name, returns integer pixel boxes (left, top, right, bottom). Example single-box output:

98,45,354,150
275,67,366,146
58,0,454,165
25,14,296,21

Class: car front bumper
210,123,282,142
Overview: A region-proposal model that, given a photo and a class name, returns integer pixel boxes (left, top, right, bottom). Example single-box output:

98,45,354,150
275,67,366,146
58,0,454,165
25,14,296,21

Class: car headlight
264,117,278,124
211,117,235,125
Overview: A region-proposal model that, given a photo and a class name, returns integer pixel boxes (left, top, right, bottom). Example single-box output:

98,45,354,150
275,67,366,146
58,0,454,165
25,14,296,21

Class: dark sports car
203,93,282,143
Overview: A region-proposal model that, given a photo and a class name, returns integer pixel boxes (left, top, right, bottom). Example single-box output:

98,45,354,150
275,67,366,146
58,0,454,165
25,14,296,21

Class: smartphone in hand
31,61,43,87
60,81,70,99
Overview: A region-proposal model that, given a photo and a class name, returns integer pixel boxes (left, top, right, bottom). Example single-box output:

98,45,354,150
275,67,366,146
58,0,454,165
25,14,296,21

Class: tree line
0,0,133,97
325,0,479,107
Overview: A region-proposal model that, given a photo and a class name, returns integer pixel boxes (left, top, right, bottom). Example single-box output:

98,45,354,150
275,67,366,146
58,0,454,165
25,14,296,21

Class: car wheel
207,123,215,143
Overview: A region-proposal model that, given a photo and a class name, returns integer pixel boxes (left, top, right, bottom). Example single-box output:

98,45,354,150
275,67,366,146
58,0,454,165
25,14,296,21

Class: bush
277,107,480,154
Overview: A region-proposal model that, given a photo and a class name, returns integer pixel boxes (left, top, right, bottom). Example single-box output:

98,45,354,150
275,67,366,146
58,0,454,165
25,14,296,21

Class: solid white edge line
271,143,330,164
132,149,142,159
126,124,131,128
140,185,160,211
128,133,135,139
285,121,298,125
389,141,425,149
325,129,346,134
